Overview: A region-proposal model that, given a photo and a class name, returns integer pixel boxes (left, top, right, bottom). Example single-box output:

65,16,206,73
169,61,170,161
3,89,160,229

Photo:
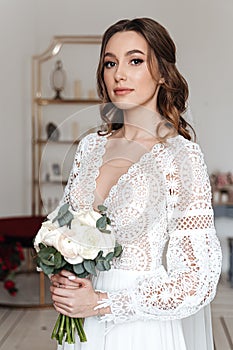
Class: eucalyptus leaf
57,203,69,216
95,250,103,261
39,261,55,275
96,260,106,271
98,228,111,234
40,256,55,266
59,259,67,269
57,211,74,227
76,270,89,278
60,263,73,273
114,244,123,258
73,263,85,275
38,246,56,260
103,260,111,270
96,216,107,230
52,203,69,222
83,260,97,276
39,242,47,249
40,246,56,254
97,204,107,212
52,203,74,228
54,252,63,268
105,252,114,261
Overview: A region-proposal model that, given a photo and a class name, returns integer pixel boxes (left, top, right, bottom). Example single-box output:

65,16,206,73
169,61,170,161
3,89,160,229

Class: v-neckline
93,134,178,209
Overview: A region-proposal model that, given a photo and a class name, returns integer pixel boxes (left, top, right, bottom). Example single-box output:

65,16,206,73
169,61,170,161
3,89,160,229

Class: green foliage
97,204,108,213
36,242,123,277
73,263,85,275
52,203,74,228
96,205,111,233
35,204,123,279
35,204,123,346
114,243,123,257
83,260,97,276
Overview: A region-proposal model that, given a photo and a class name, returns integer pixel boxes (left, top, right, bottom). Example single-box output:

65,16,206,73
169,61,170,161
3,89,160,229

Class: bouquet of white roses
33,203,122,345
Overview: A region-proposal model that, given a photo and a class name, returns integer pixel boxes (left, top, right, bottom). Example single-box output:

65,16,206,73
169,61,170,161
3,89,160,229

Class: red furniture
0,215,46,305
0,216,45,247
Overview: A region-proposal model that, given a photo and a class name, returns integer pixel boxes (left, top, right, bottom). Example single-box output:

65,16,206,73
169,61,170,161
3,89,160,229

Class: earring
159,78,165,85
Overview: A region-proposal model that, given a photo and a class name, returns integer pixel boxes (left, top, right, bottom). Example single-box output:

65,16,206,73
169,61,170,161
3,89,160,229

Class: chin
112,101,139,110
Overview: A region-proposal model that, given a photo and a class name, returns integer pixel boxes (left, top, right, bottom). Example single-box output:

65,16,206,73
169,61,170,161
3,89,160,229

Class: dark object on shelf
46,122,60,141
50,60,66,99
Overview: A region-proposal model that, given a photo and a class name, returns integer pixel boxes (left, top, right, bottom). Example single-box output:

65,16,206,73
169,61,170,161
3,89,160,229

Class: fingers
53,302,76,317
67,276,91,288
50,285,70,296
58,270,91,286
50,272,91,289
50,274,80,288
59,270,76,278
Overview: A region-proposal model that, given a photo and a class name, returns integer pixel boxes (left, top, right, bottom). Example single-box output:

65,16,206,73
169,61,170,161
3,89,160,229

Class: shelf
34,139,79,145
34,180,68,185
32,35,102,217
35,98,101,106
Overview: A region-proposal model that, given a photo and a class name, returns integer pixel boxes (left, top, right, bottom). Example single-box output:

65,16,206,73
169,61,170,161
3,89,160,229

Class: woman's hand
50,270,110,318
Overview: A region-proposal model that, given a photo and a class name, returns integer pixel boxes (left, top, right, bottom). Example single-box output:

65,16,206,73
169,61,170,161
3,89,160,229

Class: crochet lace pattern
62,132,222,323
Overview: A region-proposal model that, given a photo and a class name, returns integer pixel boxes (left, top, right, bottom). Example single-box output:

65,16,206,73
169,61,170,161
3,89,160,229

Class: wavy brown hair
96,17,195,141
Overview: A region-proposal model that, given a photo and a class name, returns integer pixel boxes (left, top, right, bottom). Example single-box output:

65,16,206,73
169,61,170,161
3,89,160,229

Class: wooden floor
0,274,232,350
212,275,233,350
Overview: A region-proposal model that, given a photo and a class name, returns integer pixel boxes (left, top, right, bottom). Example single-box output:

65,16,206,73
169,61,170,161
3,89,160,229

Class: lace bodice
62,132,222,323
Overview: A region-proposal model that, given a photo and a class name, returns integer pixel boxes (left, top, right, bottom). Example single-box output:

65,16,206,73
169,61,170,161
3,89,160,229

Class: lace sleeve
100,143,222,323
60,137,86,205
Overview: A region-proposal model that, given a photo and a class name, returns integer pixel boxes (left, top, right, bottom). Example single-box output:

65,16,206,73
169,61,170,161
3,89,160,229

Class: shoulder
166,135,203,158
165,135,208,172
77,132,106,153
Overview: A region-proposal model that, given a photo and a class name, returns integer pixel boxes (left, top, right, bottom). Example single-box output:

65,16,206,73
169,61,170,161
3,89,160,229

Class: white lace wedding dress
58,132,222,350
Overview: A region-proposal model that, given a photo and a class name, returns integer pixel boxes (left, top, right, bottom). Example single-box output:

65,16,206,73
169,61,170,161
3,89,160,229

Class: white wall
0,0,233,270
0,0,36,216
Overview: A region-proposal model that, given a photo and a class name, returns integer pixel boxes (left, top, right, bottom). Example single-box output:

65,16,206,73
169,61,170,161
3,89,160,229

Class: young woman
50,18,222,350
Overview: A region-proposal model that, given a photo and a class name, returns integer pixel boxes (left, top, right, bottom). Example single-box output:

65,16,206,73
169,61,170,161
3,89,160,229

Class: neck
122,108,162,141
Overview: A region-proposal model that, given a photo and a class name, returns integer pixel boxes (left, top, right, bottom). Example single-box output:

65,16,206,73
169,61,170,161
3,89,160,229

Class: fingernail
68,275,76,280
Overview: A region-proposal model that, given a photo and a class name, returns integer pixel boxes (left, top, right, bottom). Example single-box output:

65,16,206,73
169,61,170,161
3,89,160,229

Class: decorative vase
50,60,66,99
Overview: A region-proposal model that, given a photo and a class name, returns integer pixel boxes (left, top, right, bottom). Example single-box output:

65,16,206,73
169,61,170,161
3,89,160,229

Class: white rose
74,210,103,228
34,220,61,252
68,218,115,259
57,232,83,264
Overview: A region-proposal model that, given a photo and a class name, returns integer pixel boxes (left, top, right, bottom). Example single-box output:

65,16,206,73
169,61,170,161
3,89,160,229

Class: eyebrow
104,49,145,58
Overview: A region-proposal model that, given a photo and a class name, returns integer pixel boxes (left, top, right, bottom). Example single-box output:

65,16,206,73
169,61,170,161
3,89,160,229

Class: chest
69,143,167,238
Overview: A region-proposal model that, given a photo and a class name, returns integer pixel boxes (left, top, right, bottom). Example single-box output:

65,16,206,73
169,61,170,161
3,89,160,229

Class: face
103,31,162,111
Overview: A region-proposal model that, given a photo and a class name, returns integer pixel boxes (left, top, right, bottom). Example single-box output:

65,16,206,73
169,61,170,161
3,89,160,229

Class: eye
104,61,116,69
130,58,144,65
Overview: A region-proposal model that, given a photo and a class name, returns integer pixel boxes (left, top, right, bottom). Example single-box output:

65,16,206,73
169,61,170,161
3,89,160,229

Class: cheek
137,72,157,93
103,71,112,91
135,69,154,84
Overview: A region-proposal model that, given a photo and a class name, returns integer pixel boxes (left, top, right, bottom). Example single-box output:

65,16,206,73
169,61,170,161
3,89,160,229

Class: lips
113,88,134,96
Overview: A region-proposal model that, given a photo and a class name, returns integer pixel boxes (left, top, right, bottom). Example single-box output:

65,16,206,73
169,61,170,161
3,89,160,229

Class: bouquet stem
51,313,87,345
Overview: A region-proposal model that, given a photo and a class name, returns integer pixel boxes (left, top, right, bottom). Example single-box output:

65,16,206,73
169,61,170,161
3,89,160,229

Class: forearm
96,230,222,325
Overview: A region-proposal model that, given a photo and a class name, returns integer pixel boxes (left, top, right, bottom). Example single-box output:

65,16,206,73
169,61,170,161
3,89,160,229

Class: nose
114,63,127,82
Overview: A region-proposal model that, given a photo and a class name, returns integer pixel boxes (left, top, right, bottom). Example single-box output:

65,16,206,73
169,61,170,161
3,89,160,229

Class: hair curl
96,17,195,141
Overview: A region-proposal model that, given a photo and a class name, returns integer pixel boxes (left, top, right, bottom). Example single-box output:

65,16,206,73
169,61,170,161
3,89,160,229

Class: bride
50,17,222,350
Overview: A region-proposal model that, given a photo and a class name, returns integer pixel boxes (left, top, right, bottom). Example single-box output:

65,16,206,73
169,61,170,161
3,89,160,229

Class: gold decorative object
50,60,66,99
